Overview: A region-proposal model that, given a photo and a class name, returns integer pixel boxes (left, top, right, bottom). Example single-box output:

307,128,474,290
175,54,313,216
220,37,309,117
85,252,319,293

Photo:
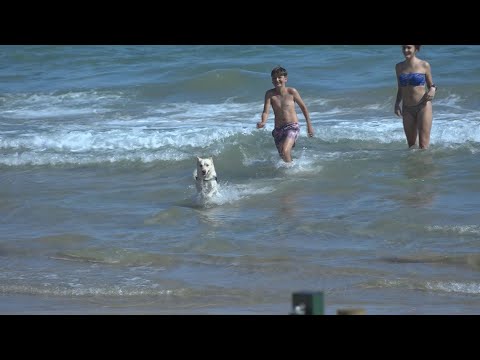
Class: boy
256,66,314,163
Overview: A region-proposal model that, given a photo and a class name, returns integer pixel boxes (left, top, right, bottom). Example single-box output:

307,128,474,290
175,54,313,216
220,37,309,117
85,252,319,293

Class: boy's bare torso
267,88,299,129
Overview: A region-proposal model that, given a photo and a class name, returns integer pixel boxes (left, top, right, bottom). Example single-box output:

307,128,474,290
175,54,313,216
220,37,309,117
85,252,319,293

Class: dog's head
196,156,216,179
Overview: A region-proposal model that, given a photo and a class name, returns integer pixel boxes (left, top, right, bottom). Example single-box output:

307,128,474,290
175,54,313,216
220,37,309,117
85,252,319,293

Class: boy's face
271,75,287,88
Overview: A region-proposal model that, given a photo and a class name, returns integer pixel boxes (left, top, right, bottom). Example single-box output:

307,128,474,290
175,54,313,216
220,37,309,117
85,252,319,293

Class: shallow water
1,45,479,314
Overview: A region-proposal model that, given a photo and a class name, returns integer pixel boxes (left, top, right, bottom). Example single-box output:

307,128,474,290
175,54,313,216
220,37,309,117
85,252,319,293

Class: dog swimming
193,156,218,201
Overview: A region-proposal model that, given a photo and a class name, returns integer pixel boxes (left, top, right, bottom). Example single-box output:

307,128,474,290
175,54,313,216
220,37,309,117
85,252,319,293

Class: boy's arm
293,89,314,137
257,91,271,129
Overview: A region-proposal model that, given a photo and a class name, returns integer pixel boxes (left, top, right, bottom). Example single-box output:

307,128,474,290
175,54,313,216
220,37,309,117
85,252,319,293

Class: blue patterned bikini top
398,72,426,87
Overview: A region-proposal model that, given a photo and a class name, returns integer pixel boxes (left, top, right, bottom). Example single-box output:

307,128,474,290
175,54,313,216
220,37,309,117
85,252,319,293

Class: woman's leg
417,101,433,149
402,106,418,148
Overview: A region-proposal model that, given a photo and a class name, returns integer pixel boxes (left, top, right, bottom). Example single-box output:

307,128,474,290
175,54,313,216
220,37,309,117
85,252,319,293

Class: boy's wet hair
271,66,287,77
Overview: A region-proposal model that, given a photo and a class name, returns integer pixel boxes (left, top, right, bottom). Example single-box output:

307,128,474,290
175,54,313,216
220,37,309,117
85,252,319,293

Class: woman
394,45,436,149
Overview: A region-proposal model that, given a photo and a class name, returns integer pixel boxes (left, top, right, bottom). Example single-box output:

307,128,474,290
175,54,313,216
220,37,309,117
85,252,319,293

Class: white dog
193,156,218,199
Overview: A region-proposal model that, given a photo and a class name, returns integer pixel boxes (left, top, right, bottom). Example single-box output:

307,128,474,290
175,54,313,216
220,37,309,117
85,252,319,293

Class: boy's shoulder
265,88,276,96
287,87,299,94
265,86,298,96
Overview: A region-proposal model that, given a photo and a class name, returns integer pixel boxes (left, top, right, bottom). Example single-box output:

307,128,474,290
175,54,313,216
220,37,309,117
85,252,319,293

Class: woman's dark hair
402,45,421,51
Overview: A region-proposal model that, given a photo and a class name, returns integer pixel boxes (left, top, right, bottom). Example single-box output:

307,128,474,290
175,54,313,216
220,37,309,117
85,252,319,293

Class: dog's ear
196,156,201,161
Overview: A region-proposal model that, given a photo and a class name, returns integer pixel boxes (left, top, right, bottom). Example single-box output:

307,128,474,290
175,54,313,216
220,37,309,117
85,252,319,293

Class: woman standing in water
394,45,437,149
